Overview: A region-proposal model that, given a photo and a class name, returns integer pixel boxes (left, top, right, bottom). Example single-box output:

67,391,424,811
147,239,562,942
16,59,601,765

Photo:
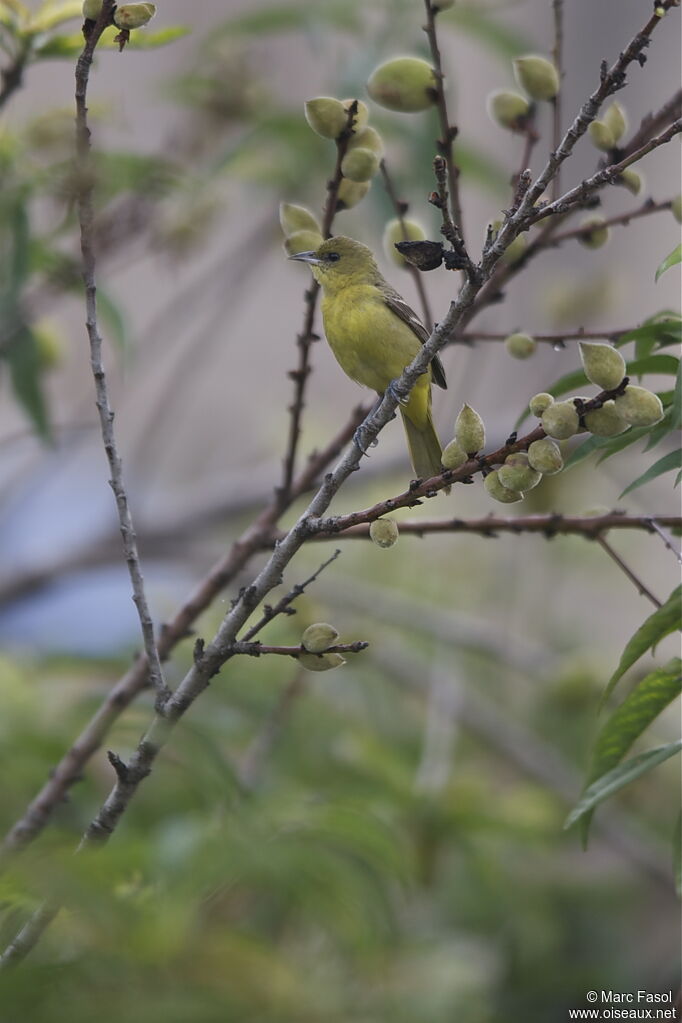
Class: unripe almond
603,102,627,143
672,195,682,224
342,98,369,131
541,401,579,439
487,90,530,131
383,217,427,268
528,437,563,475
369,517,399,548
579,341,625,391
302,622,340,654
588,120,614,152
484,470,524,504
279,202,321,236
617,168,643,195
113,3,156,30
505,332,536,359
284,230,324,256
583,401,629,437
440,439,468,470
455,403,485,454
578,216,609,249
347,125,384,156
341,147,380,182
529,393,554,417
513,55,559,101
299,651,346,672
82,0,103,17
614,386,664,427
497,452,542,492
304,97,347,139
367,57,437,113
337,178,371,209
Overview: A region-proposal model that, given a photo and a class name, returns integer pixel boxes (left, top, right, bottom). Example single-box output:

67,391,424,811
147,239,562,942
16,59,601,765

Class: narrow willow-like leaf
619,447,682,498
655,244,682,282
579,660,681,843
565,741,682,830
602,586,682,705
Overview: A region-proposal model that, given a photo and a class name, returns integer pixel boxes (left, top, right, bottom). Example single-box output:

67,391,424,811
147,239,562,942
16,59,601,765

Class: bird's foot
387,379,409,407
353,425,378,456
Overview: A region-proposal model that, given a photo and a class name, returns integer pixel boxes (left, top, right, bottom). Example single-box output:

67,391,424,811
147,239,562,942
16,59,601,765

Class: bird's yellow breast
321,284,430,409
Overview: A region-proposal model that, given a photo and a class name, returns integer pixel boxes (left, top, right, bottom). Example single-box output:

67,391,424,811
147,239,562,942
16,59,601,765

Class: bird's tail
400,407,444,483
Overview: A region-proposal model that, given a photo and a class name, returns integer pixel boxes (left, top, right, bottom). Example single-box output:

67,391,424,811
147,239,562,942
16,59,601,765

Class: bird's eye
326,252,340,262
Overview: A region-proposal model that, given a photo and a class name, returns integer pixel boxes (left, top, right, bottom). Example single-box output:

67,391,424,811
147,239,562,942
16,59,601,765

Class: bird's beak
287,251,323,265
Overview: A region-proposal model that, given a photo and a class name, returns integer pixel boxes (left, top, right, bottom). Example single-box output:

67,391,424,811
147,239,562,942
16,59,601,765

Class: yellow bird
289,236,446,480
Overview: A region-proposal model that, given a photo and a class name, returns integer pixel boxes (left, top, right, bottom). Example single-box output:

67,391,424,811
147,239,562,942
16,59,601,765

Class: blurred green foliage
0,0,680,1016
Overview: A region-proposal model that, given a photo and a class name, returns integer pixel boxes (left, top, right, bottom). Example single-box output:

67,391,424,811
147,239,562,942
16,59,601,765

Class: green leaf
655,244,682,282
626,353,679,379
39,25,190,56
602,586,682,705
671,362,682,430
33,31,82,57
564,740,682,830
578,660,682,842
2,322,50,438
619,314,682,354
619,447,682,498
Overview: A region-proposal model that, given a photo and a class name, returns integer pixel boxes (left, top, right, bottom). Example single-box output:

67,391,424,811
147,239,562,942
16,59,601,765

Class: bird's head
288,236,379,291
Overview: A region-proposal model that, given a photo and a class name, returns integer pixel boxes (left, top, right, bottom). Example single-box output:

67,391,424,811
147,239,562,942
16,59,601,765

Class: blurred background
0,1,680,1020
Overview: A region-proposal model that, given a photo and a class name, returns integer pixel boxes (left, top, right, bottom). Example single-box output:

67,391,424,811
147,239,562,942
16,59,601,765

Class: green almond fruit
367,57,437,113
513,55,559,101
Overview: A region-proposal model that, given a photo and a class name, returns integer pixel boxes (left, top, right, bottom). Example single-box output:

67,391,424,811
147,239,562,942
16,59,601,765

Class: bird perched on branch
289,236,446,480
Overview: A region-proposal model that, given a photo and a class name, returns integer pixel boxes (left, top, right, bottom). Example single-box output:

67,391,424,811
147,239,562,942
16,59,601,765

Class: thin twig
0,404,368,868
596,536,662,608
545,198,673,245
75,1,170,709
423,0,465,240
379,159,434,330
239,549,343,642
231,641,368,657
0,47,28,110
278,102,360,504
644,518,682,566
458,325,637,344
550,0,564,201
531,121,682,224
621,88,682,158
301,513,682,543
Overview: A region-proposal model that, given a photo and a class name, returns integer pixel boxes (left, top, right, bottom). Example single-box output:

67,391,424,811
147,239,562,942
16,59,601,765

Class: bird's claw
387,379,409,407
353,426,378,456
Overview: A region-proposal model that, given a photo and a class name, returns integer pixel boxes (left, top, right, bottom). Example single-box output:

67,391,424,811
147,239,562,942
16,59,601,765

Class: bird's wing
383,288,447,390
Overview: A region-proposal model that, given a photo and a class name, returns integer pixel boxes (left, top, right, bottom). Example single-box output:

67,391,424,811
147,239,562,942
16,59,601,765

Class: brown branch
544,197,673,245
379,159,434,330
596,536,662,608
423,0,465,241
621,88,682,158
75,1,170,710
302,513,682,543
0,403,368,868
0,47,28,110
645,518,682,565
550,0,564,201
231,641,368,657
531,121,682,224
458,325,637,345
278,103,360,504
